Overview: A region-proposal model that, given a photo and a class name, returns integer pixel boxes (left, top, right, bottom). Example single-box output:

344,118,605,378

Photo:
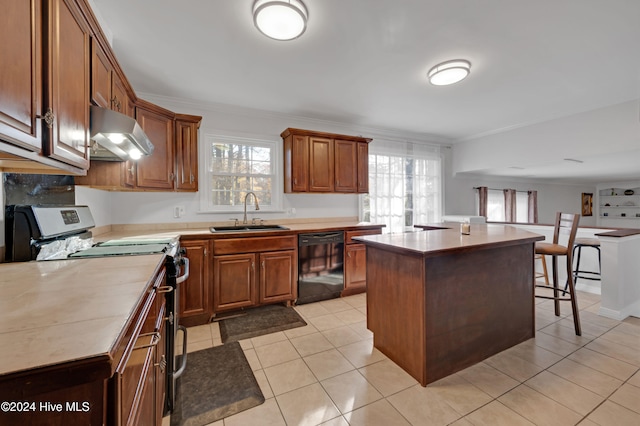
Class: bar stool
534,212,581,335
535,254,550,286
572,238,601,287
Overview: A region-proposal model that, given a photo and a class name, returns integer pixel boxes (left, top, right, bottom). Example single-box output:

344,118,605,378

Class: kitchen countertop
0,254,164,377
354,223,544,256
99,221,384,241
0,220,382,378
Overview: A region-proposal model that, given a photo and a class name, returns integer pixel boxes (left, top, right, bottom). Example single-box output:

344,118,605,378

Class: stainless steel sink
209,224,290,233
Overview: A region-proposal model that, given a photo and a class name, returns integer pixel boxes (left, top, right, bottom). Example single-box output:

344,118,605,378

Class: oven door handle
176,258,190,284
174,325,188,378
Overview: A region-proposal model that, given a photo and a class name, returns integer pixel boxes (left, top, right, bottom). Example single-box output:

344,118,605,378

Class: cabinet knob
37,108,55,129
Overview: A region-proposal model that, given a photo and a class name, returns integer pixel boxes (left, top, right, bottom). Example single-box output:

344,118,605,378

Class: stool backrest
552,212,580,250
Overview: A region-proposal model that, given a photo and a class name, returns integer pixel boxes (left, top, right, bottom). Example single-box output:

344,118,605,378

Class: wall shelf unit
597,185,640,226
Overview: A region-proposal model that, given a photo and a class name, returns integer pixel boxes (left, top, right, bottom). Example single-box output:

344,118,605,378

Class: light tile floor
166,290,640,426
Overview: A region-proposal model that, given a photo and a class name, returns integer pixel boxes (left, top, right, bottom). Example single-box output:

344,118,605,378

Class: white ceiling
91,0,640,184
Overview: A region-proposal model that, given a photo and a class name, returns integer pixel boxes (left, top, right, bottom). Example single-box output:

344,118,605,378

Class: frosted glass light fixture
253,0,308,41
428,60,471,85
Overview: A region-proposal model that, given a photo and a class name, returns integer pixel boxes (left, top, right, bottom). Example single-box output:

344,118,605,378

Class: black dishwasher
297,231,345,304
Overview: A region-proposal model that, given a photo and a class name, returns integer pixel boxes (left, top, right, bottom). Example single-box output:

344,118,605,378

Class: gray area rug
219,304,307,343
170,342,264,426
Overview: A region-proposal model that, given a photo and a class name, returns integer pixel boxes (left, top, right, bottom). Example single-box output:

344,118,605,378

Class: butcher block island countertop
354,224,545,386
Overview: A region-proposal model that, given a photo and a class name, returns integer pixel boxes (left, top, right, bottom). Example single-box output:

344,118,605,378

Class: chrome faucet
243,192,260,224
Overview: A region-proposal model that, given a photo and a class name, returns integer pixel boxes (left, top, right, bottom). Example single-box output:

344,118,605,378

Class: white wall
452,100,640,175
442,148,598,226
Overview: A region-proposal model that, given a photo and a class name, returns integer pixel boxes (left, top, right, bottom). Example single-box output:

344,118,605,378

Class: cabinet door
136,105,175,189
43,0,91,169
357,142,369,193
259,250,296,304
291,134,309,191
309,136,334,192
90,37,111,108
175,118,199,191
213,253,256,312
0,0,42,151
179,240,210,323
111,72,132,116
334,139,357,192
344,243,367,295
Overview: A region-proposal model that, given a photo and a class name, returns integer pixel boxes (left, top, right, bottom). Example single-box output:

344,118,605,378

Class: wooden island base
358,225,543,386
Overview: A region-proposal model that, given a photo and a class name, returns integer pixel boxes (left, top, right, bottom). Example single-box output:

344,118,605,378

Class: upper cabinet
0,0,90,174
135,100,175,190
174,114,201,192
282,128,371,194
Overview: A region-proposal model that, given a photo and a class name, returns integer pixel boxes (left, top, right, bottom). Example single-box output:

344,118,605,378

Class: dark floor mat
170,342,264,426
219,304,307,343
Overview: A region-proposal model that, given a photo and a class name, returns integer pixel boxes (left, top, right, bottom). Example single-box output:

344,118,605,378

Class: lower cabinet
212,235,297,314
178,239,211,326
344,243,367,296
343,229,382,296
114,267,167,426
0,265,168,426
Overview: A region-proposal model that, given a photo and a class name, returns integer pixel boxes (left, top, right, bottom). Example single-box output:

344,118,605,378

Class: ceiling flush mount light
253,0,308,41
428,59,471,86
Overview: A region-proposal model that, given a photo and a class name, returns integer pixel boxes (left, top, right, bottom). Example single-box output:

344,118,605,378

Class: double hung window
200,135,282,212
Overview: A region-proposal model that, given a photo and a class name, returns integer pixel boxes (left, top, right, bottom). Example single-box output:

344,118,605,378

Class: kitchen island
354,224,544,386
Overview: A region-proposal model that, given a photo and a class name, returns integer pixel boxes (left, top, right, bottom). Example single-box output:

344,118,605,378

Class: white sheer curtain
363,139,442,234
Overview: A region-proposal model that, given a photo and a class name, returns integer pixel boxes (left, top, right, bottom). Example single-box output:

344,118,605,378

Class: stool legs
550,254,581,335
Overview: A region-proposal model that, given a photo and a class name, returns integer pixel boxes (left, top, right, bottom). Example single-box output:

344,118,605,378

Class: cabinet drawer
345,228,382,243
213,235,296,255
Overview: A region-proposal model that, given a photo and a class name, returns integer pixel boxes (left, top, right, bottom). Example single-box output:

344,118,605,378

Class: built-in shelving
598,186,640,224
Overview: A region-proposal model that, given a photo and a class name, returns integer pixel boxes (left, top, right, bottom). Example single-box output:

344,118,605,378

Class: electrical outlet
174,206,185,218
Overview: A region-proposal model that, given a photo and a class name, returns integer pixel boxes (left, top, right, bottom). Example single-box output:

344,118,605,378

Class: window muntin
201,135,282,212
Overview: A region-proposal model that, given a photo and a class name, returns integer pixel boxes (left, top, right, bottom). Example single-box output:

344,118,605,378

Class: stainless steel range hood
89,105,155,161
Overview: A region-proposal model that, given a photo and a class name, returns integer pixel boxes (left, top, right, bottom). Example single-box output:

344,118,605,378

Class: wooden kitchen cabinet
357,141,369,193
259,250,297,304
212,235,297,314
213,253,257,312
282,128,371,194
343,228,382,296
334,139,358,192
179,239,211,326
309,136,334,192
0,0,90,175
135,100,175,190
344,243,367,295
90,37,134,117
174,114,201,191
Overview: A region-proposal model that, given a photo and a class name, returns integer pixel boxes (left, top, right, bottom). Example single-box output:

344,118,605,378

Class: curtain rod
473,187,533,193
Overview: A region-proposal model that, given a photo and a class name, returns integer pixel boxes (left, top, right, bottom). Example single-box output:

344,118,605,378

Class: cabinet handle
204,248,207,256
348,252,351,258
190,173,195,183
37,108,55,129
251,262,255,271
169,172,175,182
155,355,167,373
261,260,265,269
133,331,161,350
294,178,297,185
111,96,121,111
127,166,135,176
156,286,173,294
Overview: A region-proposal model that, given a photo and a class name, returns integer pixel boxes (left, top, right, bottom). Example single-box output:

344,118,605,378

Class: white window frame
199,134,283,213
